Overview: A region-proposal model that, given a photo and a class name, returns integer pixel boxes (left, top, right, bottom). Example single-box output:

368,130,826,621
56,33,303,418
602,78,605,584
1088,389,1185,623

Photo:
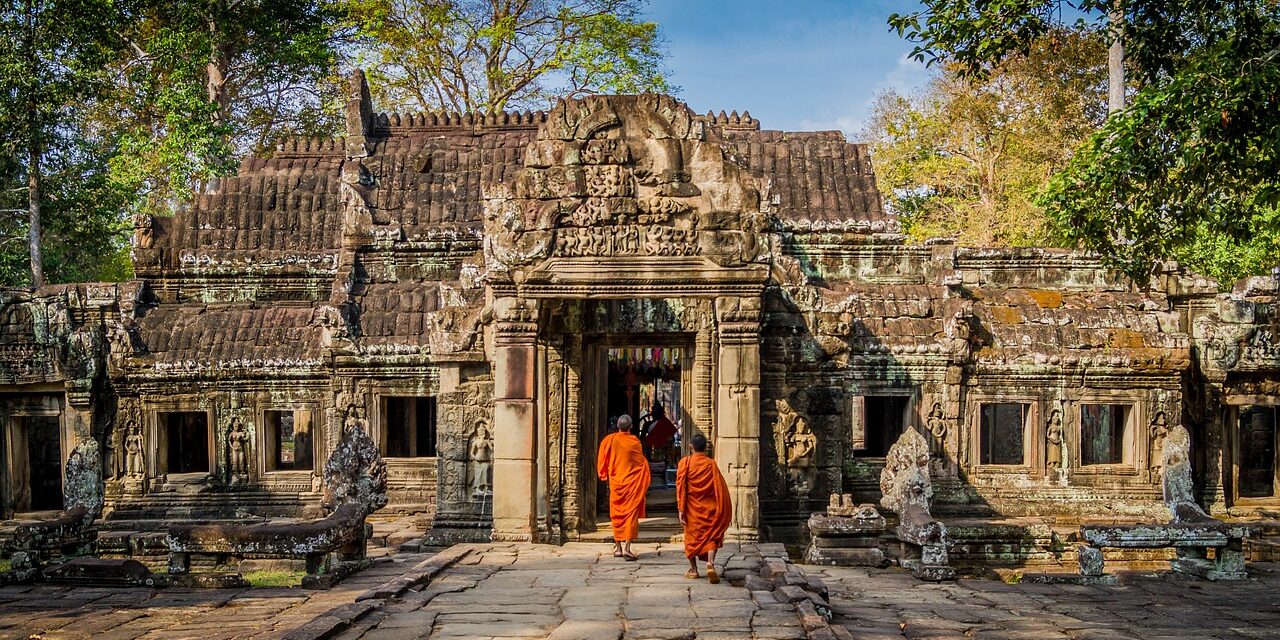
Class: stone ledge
355,544,474,601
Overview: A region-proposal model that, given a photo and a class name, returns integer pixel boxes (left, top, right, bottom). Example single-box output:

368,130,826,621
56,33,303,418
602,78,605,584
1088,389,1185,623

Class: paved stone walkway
0,556,414,640
815,562,1280,640
336,542,805,640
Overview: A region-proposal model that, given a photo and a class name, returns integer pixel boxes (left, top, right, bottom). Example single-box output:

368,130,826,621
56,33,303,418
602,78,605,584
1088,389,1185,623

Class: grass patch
0,558,10,572
243,569,305,588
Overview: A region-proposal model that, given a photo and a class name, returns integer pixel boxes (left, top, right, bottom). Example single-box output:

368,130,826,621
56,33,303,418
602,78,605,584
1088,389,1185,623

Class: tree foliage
889,0,1280,284
862,30,1106,246
0,0,130,287
347,0,670,114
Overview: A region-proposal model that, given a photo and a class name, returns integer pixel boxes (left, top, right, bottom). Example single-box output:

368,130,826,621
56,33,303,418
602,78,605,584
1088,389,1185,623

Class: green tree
106,0,349,216
863,30,1107,246
348,0,670,114
889,0,1280,284
0,0,127,288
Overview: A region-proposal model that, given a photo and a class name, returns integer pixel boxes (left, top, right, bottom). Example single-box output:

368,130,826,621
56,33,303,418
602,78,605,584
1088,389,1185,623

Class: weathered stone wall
0,83,1276,544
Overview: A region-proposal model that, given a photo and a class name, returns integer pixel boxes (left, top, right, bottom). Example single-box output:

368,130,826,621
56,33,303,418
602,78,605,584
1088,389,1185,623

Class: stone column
490,297,539,541
715,296,762,541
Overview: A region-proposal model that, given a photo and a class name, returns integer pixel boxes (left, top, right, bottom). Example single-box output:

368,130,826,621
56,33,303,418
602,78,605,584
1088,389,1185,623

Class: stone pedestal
804,499,888,567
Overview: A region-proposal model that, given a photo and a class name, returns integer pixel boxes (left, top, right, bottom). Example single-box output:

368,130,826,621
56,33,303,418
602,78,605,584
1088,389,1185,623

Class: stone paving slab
815,562,1280,640
333,542,806,640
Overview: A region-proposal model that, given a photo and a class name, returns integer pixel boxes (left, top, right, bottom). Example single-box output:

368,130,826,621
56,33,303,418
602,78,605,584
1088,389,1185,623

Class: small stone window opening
265,410,314,471
164,411,210,474
1239,406,1277,499
384,397,437,458
851,396,909,457
980,403,1027,466
1080,404,1130,466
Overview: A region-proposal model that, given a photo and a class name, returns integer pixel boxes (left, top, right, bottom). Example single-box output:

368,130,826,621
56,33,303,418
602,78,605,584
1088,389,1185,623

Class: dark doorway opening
165,412,210,474
602,346,684,515
25,416,62,511
384,397,437,458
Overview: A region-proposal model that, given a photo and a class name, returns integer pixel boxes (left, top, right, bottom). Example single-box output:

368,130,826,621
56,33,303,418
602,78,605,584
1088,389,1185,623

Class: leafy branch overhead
888,0,1280,284
347,0,671,114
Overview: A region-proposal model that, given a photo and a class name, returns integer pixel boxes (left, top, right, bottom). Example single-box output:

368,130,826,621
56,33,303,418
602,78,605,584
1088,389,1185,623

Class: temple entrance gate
480,95,773,542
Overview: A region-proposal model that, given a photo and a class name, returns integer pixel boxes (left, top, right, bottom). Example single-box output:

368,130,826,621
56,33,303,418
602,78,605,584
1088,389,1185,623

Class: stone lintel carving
879,427,954,581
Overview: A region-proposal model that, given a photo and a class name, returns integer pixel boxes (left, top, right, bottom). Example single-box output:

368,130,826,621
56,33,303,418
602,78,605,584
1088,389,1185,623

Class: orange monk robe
676,452,733,560
597,432,651,542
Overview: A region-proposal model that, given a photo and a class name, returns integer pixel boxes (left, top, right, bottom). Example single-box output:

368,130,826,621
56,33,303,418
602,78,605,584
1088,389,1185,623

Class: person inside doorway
641,402,677,448
597,414,650,560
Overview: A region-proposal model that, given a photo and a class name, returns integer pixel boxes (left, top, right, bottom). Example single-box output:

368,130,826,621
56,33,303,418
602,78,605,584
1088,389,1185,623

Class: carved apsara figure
779,399,817,498
1046,409,1064,470
344,403,369,434
468,421,493,498
124,421,144,477
1149,411,1169,475
925,402,947,460
228,417,249,484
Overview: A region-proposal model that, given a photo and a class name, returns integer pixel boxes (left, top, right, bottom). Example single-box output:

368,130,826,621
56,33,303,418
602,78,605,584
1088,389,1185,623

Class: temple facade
0,71,1277,545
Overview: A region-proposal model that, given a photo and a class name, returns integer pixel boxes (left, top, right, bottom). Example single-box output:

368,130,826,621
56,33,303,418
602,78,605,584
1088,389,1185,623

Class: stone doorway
3,411,64,514
583,339,694,534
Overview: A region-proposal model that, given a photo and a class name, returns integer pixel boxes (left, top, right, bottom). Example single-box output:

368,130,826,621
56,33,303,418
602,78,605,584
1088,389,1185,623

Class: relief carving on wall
467,420,493,498
1045,409,1064,474
1149,411,1169,475
482,95,769,275
227,417,249,486
774,397,817,498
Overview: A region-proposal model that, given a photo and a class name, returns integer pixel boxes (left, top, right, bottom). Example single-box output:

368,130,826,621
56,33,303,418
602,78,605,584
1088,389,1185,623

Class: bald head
691,434,708,452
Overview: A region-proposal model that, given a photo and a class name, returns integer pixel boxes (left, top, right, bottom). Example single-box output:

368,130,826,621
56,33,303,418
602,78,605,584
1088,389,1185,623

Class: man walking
677,434,732,583
597,414,650,560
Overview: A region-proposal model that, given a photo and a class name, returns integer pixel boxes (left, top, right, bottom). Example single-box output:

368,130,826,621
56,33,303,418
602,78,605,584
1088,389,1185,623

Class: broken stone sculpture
806,494,888,567
880,428,954,581
1078,424,1249,581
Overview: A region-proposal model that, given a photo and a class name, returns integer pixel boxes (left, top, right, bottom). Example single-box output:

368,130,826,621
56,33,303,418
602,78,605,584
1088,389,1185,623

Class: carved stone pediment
482,95,771,287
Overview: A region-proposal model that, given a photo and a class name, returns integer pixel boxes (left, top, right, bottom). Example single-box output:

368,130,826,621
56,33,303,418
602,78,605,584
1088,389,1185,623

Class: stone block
493,401,535,460
494,344,535,400
715,385,760,438
804,546,888,567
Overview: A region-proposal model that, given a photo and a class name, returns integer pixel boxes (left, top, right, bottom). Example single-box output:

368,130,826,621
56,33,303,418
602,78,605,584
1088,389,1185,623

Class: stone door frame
574,332,699,534
488,265,767,543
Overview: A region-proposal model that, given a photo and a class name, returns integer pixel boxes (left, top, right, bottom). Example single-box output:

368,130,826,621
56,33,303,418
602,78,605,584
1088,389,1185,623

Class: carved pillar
491,297,539,541
715,296,762,541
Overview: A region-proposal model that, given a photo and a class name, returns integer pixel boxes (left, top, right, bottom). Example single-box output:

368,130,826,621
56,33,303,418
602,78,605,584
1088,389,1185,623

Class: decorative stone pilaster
490,297,539,541
715,296,762,541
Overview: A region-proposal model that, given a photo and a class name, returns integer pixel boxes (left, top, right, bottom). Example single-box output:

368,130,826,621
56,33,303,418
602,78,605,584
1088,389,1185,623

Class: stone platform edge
282,544,474,640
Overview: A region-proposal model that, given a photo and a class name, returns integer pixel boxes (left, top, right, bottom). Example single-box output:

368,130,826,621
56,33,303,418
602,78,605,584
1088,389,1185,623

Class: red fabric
643,416,677,447
677,452,733,560
597,432,650,542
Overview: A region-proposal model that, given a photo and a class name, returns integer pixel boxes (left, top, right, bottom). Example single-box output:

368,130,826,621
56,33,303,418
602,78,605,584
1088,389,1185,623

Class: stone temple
0,70,1277,558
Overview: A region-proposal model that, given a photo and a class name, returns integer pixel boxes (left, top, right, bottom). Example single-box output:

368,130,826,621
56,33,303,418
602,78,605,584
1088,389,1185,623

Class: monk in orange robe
597,414,650,560
677,434,733,583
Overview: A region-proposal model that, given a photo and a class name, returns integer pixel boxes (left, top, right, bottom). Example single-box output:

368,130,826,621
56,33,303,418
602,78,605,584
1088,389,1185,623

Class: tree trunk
1107,1,1125,114
27,141,44,290
23,0,43,289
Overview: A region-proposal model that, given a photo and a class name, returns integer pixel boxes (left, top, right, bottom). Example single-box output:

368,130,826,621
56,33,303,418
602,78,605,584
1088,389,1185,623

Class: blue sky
644,0,932,140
